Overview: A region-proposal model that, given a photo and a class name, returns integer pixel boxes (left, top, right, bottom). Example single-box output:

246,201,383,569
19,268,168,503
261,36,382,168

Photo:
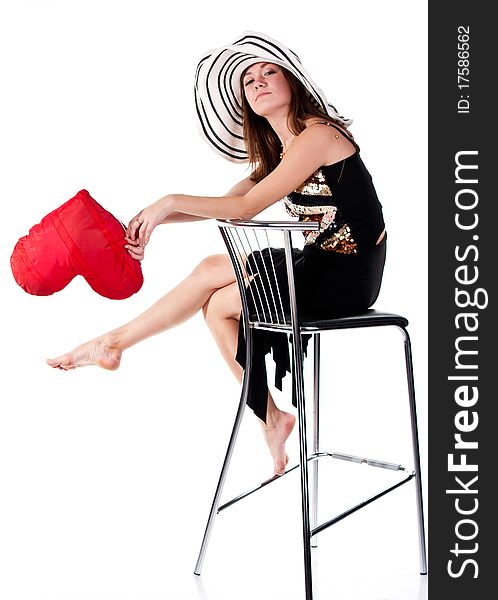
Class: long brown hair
240,67,348,182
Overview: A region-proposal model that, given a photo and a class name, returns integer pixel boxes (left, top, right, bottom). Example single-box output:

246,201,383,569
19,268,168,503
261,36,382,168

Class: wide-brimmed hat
194,31,352,163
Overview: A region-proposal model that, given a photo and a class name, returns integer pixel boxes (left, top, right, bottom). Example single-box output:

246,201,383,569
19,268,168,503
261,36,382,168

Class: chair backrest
217,219,319,331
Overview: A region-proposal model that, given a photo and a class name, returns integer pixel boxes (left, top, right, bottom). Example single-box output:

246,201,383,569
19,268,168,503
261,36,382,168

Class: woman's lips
255,92,271,101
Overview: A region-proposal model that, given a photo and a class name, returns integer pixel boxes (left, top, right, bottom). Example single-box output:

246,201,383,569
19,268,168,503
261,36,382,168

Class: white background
0,1,428,598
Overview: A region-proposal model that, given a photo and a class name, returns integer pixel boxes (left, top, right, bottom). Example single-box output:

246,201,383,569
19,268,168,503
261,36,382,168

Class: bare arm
124,176,257,259
157,175,257,224
132,124,346,245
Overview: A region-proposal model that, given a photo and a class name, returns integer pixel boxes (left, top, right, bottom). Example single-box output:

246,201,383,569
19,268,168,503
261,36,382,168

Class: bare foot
46,336,122,371
261,410,296,476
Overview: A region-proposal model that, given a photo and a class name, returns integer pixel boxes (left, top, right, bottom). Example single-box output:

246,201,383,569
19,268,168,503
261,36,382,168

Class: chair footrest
326,451,405,471
217,451,412,514
311,470,415,537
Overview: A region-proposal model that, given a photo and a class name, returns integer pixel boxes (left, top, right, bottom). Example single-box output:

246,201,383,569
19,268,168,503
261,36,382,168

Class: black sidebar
429,2,495,598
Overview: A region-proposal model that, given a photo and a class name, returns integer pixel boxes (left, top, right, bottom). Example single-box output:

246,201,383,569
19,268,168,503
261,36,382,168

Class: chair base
195,450,426,575
210,450,416,536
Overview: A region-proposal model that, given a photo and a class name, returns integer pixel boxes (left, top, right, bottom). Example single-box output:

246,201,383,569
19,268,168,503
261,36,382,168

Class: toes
46,358,62,368
47,356,75,370
274,456,288,476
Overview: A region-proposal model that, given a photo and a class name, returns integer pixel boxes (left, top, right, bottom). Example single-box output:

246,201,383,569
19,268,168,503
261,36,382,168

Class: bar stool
194,219,427,599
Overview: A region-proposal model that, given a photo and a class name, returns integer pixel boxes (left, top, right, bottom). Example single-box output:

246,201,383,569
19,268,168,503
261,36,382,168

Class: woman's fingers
125,243,145,261
127,211,145,239
127,220,142,240
142,222,156,246
138,220,154,246
127,196,174,241
125,235,140,245
124,235,145,260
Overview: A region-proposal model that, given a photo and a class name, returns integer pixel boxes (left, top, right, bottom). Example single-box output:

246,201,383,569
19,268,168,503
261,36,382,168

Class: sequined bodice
282,151,385,255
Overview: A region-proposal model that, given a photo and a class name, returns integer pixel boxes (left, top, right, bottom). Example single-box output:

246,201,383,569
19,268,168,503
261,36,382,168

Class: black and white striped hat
194,31,352,163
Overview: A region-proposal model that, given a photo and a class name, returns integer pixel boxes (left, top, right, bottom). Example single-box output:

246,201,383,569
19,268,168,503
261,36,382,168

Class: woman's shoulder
298,119,358,164
303,118,357,143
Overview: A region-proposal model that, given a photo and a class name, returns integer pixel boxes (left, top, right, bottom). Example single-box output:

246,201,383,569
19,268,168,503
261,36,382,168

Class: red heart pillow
10,189,143,300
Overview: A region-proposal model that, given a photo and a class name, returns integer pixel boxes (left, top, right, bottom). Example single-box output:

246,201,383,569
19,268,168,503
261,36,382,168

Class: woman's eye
244,79,254,86
264,70,275,76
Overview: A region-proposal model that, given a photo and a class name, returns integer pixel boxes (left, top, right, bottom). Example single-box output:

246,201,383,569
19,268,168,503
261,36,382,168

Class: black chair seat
301,309,409,331
250,310,409,333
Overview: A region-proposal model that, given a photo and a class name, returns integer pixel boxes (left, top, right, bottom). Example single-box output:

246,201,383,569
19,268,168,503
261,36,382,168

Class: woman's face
242,62,292,117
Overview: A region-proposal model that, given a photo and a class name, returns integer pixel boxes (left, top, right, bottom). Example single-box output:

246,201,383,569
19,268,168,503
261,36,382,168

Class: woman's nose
254,78,266,90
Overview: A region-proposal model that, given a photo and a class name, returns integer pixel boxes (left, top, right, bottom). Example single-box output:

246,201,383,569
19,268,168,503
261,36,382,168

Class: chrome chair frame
194,219,427,599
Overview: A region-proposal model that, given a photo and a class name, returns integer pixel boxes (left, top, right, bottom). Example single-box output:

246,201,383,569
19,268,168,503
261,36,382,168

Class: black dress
235,123,387,423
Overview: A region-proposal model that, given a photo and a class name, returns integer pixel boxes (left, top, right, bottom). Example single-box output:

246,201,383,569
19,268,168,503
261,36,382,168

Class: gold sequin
319,224,358,254
294,169,332,196
282,199,338,244
300,215,325,244
282,161,358,254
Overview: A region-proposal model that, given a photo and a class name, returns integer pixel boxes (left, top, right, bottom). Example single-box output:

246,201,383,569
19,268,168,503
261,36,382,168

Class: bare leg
46,255,236,370
203,283,296,475
46,253,295,475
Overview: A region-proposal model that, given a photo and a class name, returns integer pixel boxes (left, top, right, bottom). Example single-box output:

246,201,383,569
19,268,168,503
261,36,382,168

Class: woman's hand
126,195,176,246
124,235,145,261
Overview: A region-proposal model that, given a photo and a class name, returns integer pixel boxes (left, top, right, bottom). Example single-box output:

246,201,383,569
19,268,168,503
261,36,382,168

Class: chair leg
293,338,313,599
283,231,313,598
400,327,428,575
311,333,320,549
194,334,253,575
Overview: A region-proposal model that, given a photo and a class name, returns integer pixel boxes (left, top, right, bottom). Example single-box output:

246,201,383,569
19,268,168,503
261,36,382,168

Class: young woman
47,32,386,476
